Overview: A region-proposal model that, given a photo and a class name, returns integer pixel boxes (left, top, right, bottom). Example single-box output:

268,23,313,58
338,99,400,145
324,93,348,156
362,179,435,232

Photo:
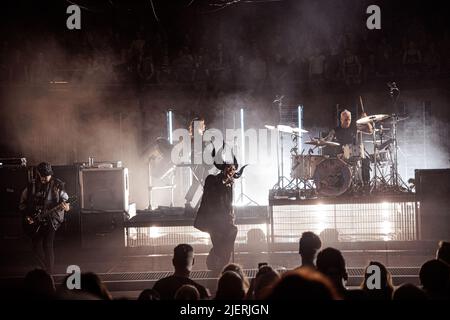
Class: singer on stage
193,146,246,272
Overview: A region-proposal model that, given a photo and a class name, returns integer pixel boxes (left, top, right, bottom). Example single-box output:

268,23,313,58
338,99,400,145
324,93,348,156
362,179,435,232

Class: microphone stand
388,82,410,192
233,108,259,206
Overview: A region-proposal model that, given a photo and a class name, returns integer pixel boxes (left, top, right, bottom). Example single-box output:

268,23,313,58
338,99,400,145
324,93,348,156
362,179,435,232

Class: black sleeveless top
333,125,356,146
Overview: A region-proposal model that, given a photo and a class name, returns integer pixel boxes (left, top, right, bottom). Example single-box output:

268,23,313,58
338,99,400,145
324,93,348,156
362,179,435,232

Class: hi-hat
356,114,390,125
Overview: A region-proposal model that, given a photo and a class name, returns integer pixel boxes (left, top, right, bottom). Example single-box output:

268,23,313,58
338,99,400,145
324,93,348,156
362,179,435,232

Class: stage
123,192,417,249
0,188,440,299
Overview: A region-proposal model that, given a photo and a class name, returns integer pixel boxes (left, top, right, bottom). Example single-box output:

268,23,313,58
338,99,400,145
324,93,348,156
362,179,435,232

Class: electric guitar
22,196,77,236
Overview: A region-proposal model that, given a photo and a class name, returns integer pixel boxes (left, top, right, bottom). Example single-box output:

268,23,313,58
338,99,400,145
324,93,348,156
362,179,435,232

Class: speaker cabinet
80,168,129,212
81,211,126,249
415,169,450,240
0,166,29,215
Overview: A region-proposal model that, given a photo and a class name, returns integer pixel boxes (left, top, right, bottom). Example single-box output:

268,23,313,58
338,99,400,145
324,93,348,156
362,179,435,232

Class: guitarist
19,162,70,274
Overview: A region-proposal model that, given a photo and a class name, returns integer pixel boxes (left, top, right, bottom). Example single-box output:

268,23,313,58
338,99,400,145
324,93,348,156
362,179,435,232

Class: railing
124,195,418,248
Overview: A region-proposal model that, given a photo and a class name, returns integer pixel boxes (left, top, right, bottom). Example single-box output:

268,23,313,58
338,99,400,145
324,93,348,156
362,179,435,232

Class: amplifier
81,211,126,249
0,158,27,167
80,168,129,212
0,166,30,214
415,168,450,240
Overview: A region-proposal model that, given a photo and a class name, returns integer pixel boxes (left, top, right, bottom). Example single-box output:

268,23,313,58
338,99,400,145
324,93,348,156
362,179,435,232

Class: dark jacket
194,173,234,233
19,177,68,231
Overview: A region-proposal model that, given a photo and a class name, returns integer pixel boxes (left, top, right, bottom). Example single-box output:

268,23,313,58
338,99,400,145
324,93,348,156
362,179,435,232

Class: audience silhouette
215,271,246,300
419,259,450,300
298,231,322,268
267,267,340,300
7,237,450,302
361,261,394,300
393,283,427,300
175,284,201,300
316,247,349,298
152,243,210,300
23,269,55,300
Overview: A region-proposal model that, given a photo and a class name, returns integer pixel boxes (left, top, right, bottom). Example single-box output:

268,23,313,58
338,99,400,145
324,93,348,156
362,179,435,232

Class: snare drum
342,144,365,161
291,155,325,180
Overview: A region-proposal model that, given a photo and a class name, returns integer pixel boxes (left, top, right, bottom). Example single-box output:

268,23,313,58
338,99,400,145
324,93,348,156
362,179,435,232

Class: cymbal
395,115,409,122
293,127,309,133
264,124,308,133
305,140,340,147
277,125,308,134
356,114,390,125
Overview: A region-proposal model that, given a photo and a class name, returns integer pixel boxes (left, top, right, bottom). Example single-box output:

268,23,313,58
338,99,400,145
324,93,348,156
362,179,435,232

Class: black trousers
362,158,371,185
31,224,56,274
206,224,238,272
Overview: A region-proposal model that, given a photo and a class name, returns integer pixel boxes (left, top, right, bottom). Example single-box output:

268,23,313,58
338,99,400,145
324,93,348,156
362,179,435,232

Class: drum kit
292,139,357,197
290,113,409,198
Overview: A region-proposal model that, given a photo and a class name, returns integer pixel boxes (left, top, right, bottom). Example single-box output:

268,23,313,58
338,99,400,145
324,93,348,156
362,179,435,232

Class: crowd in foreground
15,235,450,301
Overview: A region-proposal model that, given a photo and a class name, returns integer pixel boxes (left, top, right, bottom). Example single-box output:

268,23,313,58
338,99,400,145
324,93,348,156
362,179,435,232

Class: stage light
381,202,390,218
314,204,328,218
314,204,328,234
234,108,258,206
167,110,174,144
149,226,161,238
381,221,392,241
240,108,245,164
298,105,303,151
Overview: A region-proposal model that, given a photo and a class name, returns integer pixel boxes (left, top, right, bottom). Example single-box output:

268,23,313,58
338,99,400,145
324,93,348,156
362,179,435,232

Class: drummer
325,109,373,186
326,109,372,146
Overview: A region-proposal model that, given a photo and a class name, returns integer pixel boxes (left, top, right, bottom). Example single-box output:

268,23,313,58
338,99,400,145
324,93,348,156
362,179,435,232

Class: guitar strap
50,179,64,225
35,181,51,225
26,179,35,214
43,180,52,209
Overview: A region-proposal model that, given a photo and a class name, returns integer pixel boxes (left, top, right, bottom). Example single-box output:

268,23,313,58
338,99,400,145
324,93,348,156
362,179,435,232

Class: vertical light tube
298,105,303,152
167,110,173,144
239,108,246,204
240,108,245,164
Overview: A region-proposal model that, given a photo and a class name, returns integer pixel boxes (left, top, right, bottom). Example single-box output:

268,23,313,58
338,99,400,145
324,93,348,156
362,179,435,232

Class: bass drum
313,158,352,197
291,155,325,180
